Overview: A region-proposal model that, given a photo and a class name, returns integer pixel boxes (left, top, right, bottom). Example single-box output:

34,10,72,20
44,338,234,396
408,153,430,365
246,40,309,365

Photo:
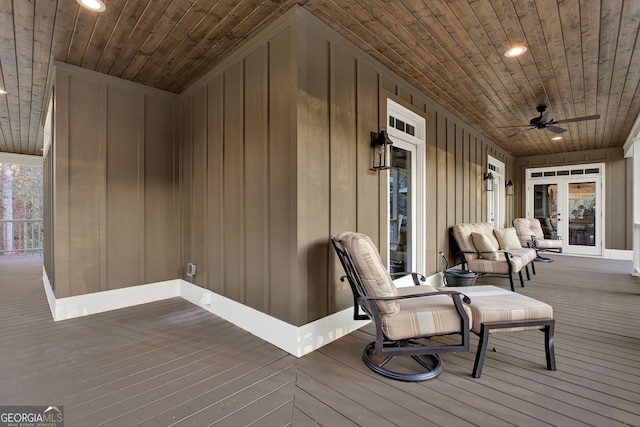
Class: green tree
0,162,43,253
10,164,43,219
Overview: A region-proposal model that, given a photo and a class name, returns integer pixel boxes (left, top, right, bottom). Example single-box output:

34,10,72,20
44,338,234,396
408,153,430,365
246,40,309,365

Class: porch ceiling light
76,0,107,12
504,46,527,58
371,129,393,171
484,172,495,192
551,136,563,141
0,88,7,95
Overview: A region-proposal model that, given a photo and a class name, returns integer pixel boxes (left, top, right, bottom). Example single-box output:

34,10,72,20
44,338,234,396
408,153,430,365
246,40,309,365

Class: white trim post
631,137,640,276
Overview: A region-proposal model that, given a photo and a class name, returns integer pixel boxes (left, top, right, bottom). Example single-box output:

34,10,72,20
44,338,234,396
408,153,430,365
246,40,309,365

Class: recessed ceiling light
551,136,563,141
504,46,527,57
76,0,106,12
0,89,7,95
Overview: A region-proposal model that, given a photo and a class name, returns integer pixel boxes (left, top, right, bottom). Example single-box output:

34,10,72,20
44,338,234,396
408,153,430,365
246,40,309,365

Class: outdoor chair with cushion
450,223,537,292
330,231,471,381
513,217,563,262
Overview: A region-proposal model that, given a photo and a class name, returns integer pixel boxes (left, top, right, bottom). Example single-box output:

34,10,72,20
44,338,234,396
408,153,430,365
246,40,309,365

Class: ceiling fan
498,105,600,137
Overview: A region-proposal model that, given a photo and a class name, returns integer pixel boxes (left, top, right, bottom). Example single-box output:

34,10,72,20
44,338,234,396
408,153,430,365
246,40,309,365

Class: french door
526,165,603,256
387,99,425,283
487,156,505,228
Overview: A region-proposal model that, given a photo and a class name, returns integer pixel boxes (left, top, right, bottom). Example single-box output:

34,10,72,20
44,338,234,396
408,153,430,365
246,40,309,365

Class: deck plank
1,255,640,426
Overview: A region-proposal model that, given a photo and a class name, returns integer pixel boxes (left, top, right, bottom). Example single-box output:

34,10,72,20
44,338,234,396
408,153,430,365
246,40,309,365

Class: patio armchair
450,223,537,292
330,232,471,381
513,218,563,262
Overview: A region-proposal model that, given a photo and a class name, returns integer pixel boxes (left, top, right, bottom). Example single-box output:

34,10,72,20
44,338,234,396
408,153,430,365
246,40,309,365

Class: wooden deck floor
1,255,639,426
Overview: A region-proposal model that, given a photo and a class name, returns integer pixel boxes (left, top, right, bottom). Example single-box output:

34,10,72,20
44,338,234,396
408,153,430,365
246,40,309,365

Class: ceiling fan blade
496,124,530,129
553,114,600,124
507,127,536,138
546,125,567,134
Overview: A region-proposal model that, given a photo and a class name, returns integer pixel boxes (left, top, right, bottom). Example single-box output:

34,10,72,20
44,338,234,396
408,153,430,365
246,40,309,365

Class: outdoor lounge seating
330,232,471,381
514,218,563,262
451,223,537,292
330,231,556,381
461,286,556,378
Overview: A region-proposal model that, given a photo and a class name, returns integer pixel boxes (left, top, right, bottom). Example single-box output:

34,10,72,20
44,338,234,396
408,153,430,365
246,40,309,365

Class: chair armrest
434,289,472,304
360,289,471,304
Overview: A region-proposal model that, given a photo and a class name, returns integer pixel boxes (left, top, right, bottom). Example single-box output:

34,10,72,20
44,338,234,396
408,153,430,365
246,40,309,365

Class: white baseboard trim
45,275,181,322
603,249,633,260
180,281,370,356
42,273,370,357
42,268,56,318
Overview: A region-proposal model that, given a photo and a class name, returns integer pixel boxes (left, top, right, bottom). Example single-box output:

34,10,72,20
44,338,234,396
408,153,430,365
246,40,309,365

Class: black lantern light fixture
505,180,514,196
371,129,393,171
483,172,495,192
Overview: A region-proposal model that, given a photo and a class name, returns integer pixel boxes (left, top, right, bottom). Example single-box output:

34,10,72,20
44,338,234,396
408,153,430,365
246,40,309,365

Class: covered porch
2,255,639,426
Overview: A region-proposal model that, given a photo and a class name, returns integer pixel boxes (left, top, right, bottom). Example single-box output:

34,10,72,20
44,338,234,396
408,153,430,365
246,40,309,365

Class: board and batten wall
178,7,514,326
47,63,180,298
515,148,631,250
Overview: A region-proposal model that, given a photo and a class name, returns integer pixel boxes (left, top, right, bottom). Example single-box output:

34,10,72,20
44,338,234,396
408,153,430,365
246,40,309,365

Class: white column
633,136,640,276
625,135,640,276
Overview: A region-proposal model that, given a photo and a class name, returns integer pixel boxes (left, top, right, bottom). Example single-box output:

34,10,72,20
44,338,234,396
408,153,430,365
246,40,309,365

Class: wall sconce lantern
371,129,393,171
483,172,495,192
505,180,514,196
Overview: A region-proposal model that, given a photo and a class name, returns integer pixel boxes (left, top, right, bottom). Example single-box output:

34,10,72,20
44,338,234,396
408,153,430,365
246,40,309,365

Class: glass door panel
389,146,412,274
533,184,559,240
568,182,597,247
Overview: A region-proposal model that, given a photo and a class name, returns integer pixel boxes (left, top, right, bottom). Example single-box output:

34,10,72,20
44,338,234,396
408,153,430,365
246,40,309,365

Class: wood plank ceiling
1,0,639,157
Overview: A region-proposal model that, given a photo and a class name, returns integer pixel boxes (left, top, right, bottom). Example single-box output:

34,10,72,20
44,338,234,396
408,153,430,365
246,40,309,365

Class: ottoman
461,286,556,378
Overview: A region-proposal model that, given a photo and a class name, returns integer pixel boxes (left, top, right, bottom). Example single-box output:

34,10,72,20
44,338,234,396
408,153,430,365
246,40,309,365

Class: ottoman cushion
461,286,554,334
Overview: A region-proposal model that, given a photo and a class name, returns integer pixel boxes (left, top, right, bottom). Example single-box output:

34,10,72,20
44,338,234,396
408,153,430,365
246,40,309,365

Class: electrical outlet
186,263,197,277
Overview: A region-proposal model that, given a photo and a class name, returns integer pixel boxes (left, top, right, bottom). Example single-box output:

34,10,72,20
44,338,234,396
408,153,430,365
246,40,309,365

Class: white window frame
386,99,426,286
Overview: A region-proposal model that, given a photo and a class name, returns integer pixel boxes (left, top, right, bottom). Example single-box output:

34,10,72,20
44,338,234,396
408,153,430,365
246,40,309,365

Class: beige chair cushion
507,248,537,265
494,227,522,250
338,232,399,315
467,252,526,274
471,232,499,260
513,218,545,245
464,290,553,334
513,218,563,250
452,223,500,262
382,289,473,340
535,239,563,249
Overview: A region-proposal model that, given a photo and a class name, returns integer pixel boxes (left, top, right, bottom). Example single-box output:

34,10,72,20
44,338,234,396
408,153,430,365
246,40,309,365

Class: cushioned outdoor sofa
451,222,537,292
